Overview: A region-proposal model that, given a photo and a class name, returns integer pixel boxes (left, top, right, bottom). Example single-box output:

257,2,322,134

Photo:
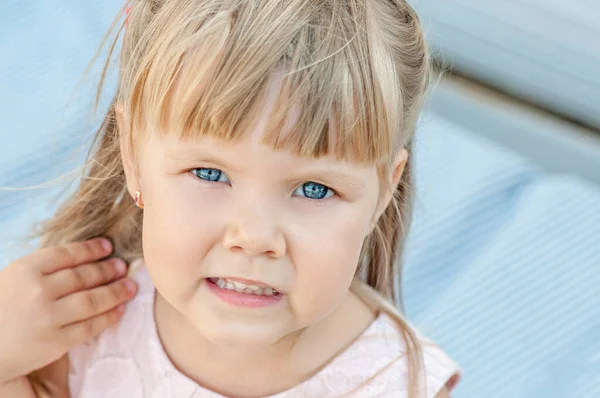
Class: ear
116,102,141,200
370,148,408,231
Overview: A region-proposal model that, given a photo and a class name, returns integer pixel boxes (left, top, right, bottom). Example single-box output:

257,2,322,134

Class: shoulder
70,260,155,364
68,259,156,396
349,313,462,398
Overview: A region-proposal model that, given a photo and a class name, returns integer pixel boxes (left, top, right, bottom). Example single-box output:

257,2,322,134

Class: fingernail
101,238,112,252
116,304,125,314
113,259,126,275
123,279,137,295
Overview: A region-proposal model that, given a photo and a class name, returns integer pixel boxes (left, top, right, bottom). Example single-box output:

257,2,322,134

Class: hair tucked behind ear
350,1,432,395
358,141,414,305
352,139,425,396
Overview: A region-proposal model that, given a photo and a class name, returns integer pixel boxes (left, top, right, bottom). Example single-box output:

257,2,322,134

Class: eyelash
190,167,337,202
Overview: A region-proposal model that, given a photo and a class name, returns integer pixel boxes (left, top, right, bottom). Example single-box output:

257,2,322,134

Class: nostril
228,245,244,253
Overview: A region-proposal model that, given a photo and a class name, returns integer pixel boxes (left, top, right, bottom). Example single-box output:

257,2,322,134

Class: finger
60,304,126,348
52,278,137,327
45,258,128,299
35,238,113,275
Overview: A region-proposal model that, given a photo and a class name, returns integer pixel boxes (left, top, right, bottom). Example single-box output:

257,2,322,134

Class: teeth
212,278,278,296
232,281,244,293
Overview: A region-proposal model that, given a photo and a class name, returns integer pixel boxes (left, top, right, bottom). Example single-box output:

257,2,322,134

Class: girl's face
122,81,406,349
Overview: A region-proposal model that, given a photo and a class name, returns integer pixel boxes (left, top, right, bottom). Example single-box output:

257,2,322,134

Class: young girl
4,0,461,396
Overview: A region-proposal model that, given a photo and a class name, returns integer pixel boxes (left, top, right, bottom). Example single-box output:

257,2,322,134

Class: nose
222,200,286,258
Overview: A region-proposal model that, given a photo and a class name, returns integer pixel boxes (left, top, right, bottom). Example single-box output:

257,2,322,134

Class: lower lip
205,279,283,308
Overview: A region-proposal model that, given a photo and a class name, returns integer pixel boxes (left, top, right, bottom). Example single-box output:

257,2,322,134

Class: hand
0,238,138,385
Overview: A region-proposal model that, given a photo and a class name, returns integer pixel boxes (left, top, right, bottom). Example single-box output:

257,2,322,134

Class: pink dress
68,260,461,397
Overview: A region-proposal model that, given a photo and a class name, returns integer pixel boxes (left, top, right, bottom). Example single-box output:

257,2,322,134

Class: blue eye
192,168,229,183
294,182,334,200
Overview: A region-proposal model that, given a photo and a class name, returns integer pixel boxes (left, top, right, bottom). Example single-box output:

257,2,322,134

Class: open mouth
207,277,282,297
206,277,283,308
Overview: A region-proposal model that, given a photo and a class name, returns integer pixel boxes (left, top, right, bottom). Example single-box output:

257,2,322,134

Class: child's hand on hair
0,238,138,388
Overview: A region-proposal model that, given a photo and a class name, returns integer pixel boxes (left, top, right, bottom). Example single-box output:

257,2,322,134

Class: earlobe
134,190,145,209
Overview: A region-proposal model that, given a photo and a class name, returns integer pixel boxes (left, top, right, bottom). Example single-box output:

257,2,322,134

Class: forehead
138,70,341,160
244,73,338,149
185,68,340,149
153,117,369,178
137,70,389,186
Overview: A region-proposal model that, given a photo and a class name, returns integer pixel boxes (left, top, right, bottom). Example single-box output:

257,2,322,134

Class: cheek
289,205,370,319
140,175,226,300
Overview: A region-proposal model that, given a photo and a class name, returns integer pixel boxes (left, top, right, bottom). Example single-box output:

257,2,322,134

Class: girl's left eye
192,168,229,183
294,182,334,200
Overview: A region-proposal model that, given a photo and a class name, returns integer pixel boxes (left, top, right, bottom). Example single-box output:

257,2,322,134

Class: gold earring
134,191,144,209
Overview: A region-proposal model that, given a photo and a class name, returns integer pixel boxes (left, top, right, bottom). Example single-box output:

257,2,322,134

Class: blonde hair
34,0,431,396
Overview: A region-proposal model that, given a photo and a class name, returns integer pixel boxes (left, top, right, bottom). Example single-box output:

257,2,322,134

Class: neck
153,288,375,397
154,292,304,397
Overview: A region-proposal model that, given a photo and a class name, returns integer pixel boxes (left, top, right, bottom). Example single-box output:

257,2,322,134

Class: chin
190,313,286,349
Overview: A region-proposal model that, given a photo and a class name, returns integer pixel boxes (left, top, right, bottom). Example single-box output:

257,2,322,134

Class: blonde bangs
121,0,396,164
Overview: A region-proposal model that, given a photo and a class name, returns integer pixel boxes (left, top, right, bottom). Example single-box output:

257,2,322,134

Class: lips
205,277,284,308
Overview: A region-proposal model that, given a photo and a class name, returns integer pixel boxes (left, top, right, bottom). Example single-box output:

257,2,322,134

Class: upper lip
209,276,280,291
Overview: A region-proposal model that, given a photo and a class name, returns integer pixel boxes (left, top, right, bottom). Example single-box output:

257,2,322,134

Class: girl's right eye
192,168,230,183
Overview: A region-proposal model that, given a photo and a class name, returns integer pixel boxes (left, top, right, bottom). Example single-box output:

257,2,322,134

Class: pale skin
114,76,452,397
0,238,139,397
